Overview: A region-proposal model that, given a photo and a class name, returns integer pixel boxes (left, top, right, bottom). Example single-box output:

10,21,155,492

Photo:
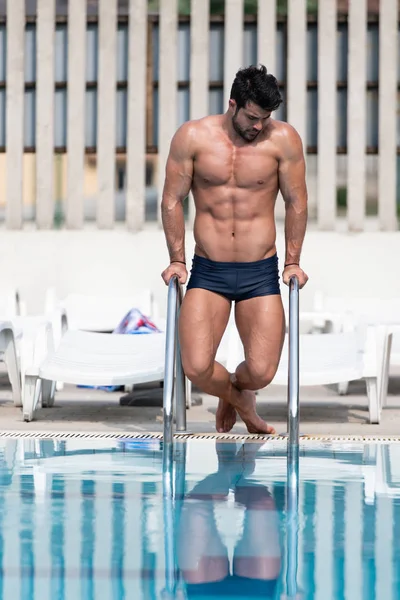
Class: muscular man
161,65,308,435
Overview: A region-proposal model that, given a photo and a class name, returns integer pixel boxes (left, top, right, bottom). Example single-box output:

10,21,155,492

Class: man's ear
228,99,237,112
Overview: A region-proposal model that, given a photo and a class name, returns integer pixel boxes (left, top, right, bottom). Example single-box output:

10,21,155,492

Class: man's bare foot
216,398,237,433
234,389,276,435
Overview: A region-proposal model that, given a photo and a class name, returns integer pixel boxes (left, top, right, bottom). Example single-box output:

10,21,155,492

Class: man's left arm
278,125,309,288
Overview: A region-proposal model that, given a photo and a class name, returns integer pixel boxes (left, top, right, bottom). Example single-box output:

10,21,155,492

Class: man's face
230,100,271,142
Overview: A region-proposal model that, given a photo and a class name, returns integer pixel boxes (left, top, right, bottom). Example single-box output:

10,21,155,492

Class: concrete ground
1,372,400,437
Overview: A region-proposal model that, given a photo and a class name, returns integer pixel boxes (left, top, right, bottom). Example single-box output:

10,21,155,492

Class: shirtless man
161,65,308,435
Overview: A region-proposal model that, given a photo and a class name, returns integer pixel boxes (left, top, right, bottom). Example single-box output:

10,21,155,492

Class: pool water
0,437,399,599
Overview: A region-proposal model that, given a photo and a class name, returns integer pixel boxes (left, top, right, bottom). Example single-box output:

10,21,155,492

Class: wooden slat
285,0,308,222
146,19,154,152
224,0,244,109
347,0,367,231
6,0,25,229
157,0,178,224
190,0,209,120
97,0,117,229
126,0,147,231
188,0,210,226
66,0,86,229
378,0,398,230
317,0,337,229
257,0,276,74
287,0,306,143
36,0,55,229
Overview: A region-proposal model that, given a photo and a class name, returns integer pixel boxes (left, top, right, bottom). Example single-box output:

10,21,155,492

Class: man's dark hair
230,64,282,112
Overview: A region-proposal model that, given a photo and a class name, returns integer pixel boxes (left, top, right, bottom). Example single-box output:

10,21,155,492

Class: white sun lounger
0,321,21,406
0,289,21,317
22,330,166,421
306,293,400,395
308,293,400,336
45,288,159,332
224,324,392,424
0,314,62,407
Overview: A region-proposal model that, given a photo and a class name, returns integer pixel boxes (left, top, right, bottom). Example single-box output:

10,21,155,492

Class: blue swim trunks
186,254,280,302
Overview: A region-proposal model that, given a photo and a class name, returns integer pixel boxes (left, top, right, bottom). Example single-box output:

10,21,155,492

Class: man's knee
244,362,277,390
182,356,214,384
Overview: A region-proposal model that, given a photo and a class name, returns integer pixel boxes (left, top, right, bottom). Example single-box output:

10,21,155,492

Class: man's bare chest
193,143,278,189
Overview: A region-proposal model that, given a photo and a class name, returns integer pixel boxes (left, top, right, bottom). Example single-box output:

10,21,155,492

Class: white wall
0,226,399,317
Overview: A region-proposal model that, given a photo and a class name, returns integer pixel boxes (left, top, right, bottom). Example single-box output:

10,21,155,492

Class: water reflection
175,442,282,599
0,439,400,599
285,445,301,600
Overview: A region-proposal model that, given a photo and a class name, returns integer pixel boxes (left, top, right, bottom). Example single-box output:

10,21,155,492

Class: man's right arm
161,123,195,264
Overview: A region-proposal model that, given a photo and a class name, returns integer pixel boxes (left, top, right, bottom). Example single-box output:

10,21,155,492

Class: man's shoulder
267,120,304,158
269,119,302,142
172,116,222,150
176,115,222,136
194,114,222,127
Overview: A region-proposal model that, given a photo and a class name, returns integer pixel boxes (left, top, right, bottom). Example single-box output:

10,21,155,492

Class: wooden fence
3,0,399,231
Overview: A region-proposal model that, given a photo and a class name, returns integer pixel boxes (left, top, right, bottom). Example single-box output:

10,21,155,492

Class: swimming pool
0,435,399,599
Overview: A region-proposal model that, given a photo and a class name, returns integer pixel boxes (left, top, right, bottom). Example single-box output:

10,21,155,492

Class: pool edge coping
2,431,400,443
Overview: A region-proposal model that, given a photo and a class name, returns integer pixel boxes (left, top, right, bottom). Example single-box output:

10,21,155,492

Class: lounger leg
52,312,66,392
2,329,22,407
380,332,392,409
23,375,42,422
365,377,380,424
49,381,56,406
186,379,192,409
338,381,349,395
41,379,55,408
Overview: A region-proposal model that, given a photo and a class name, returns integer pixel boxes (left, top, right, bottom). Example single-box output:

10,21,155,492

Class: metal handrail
163,276,187,446
288,276,300,447
285,276,300,597
286,444,300,598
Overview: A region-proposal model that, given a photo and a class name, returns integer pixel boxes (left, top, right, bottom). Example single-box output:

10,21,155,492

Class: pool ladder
163,276,187,446
162,275,300,598
163,274,300,446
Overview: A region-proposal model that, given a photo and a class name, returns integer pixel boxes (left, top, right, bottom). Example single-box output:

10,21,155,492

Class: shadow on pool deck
0,371,399,436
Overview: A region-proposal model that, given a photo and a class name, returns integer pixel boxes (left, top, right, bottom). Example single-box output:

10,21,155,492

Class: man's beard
232,114,259,142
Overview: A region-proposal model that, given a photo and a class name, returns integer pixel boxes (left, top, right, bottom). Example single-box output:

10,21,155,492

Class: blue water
0,438,400,599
